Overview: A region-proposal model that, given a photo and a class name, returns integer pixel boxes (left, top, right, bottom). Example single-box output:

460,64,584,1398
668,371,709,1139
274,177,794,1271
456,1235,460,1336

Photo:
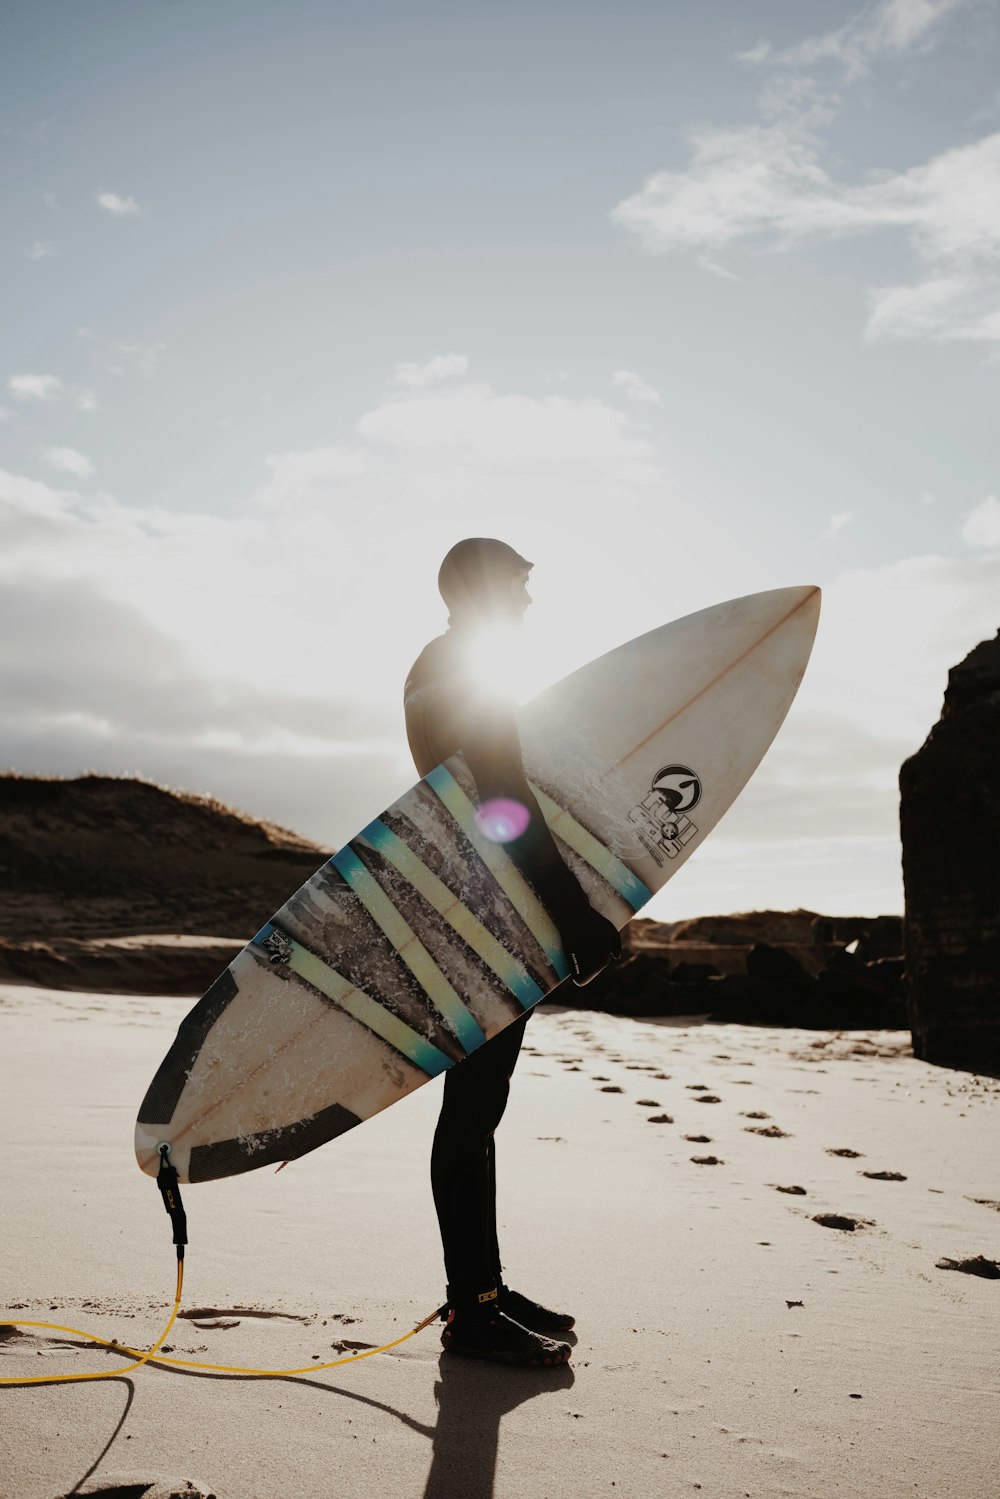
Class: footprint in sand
812,1213,871,1232
967,1198,1000,1212
745,1125,791,1138
740,1110,771,1119
686,1083,710,1091
773,1184,807,1195
636,1098,661,1107
684,1134,712,1143
599,1085,624,1093
825,1148,864,1158
693,1095,722,1104
691,1155,723,1166
179,1306,309,1323
647,1114,674,1124
935,1255,1000,1279
592,1075,610,1082
861,1170,907,1181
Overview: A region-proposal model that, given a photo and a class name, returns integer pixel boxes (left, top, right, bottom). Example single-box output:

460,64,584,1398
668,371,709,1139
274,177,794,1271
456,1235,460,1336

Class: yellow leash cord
0,1147,441,1387
0,1259,442,1385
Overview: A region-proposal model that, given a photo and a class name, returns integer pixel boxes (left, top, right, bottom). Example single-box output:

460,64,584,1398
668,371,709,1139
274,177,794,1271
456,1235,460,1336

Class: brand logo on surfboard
627,764,701,867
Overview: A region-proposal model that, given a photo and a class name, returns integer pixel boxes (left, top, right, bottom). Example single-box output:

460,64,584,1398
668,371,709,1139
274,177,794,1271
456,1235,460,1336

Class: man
404,538,621,1367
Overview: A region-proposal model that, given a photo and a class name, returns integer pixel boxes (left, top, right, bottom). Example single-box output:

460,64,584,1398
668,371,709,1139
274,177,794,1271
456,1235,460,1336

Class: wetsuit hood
438,538,532,629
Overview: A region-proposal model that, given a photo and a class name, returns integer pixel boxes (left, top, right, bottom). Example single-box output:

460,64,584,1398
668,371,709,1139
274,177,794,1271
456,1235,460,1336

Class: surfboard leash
0,1145,442,1387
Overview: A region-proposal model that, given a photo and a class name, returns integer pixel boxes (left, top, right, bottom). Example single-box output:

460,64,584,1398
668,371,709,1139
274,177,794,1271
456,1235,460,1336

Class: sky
2,0,999,922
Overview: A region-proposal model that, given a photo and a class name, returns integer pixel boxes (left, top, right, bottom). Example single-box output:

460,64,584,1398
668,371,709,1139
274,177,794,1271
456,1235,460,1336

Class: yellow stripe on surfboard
358,818,544,1010
424,765,570,978
251,924,451,1077
530,783,651,911
332,845,487,1052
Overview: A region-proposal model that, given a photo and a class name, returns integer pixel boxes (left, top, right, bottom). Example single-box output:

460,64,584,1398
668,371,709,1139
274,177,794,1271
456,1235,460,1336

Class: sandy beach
1,982,998,1499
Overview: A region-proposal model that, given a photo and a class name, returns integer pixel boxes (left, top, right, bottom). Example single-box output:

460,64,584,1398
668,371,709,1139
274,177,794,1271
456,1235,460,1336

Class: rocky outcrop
901,630,1000,1073
573,916,906,1027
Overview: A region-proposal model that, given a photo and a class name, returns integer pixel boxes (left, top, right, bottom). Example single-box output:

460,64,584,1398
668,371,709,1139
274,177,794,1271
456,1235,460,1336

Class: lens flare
475,797,531,843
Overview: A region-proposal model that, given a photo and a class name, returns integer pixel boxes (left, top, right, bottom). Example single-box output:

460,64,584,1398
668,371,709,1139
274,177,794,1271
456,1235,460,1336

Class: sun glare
462,621,556,704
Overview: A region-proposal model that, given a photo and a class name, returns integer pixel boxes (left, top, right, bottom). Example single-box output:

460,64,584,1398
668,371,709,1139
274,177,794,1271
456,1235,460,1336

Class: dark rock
669,961,719,983
865,956,906,997
812,949,907,1029
901,629,1000,1074
810,914,904,962
746,942,811,987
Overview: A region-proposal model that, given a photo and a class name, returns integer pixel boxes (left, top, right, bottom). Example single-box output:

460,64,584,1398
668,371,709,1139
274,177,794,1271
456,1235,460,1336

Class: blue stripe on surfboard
424,764,570,979
331,845,487,1052
359,817,543,1011
250,922,451,1077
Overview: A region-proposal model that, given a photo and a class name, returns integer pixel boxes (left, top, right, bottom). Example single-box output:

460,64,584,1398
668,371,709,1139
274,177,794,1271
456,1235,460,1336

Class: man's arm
458,692,621,983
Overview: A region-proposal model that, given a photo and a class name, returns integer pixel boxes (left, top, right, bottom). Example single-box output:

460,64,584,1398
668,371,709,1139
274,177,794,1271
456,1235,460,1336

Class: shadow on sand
12,1339,574,1499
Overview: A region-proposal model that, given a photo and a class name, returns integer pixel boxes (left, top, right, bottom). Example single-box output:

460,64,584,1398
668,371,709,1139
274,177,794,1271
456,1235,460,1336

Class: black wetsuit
404,629,602,1304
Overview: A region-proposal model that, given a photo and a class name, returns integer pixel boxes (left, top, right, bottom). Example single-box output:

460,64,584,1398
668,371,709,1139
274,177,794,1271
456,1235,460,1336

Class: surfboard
136,585,820,1183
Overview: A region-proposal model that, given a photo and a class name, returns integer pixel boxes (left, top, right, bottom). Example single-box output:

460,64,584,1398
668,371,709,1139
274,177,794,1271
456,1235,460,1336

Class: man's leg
430,1013,570,1366
431,1012,529,1302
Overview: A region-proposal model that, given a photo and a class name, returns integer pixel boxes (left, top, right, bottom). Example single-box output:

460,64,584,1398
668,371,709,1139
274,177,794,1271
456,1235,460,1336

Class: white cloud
358,380,660,479
741,0,970,78
8,373,63,401
7,372,97,411
866,273,1000,343
250,445,368,512
611,370,662,406
823,510,855,540
392,353,469,388
26,241,55,260
41,191,58,212
95,190,142,218
0,365,690,725
614,118,1000,345
961,494,1000,548
40,447,94,480
615,126,1000,257
799,551,1000,747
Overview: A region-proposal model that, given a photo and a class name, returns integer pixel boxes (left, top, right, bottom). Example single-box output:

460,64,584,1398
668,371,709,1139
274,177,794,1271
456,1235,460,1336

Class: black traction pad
187,1099,362,1181
136,968,239,1126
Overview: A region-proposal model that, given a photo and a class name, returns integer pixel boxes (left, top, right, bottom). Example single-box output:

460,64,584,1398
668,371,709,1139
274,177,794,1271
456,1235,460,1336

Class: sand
1,981,998,1499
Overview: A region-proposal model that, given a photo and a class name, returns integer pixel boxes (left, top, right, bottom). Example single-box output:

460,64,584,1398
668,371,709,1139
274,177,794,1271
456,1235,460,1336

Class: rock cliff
900,629,1000,1072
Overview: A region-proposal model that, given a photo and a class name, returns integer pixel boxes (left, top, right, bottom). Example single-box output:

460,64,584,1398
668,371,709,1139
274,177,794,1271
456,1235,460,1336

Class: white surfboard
136,586,820,1183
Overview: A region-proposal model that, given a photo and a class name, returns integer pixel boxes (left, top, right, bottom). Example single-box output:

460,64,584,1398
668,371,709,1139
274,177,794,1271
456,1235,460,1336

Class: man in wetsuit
404,537,621,1367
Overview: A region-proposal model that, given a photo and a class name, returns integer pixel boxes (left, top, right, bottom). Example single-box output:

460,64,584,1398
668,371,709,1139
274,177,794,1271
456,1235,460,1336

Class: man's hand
558,906,623,988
